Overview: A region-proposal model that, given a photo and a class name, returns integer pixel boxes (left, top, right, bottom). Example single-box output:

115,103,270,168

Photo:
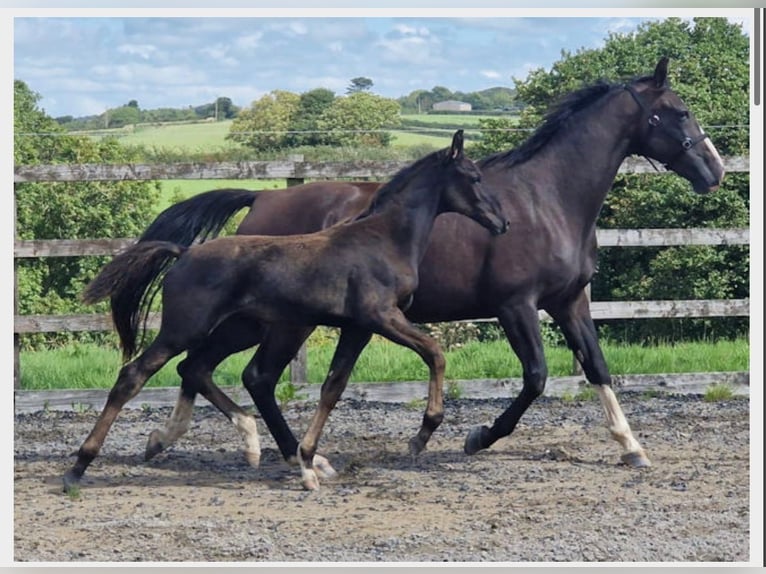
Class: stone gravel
13,393,751,563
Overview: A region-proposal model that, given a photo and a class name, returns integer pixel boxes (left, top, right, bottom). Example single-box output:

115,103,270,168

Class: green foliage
703,383,734,402
14,80,161,350
347,77,374,94
397,86,518,114
275,381,307,408
317,92,401,147
227,90,301,150
229,88,401,151
285,88,336,147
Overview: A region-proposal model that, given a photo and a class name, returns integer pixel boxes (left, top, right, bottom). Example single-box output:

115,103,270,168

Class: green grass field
19,337,749,391
118,119,239,150
85,114,507,157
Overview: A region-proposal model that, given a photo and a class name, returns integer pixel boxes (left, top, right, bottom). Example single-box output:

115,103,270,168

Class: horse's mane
479,74,656,170
352,147,447,221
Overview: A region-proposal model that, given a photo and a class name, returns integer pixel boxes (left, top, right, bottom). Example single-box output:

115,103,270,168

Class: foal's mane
479,74,656,170
352,147,448,221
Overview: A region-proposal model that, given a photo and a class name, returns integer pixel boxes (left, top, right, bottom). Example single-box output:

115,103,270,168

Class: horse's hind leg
145,317,266,466
298,326,372,490
464,302,547,455
371,309,447,457
63,340,179,493
547,290,650,468
244,325,337,479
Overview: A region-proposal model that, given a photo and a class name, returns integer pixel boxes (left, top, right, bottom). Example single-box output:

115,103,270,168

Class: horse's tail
83,241,187,362
139,188,259,245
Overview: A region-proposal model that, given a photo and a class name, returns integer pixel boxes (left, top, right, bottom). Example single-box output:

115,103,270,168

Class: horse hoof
313,454,337,480
62,470,80,494
408,437,426,459
244,449,261,468
144,430,165,461
464,425,489,455
621,450,652,468
301,469,320,491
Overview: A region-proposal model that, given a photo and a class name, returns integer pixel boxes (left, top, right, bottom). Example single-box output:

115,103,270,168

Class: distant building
432,100,472,112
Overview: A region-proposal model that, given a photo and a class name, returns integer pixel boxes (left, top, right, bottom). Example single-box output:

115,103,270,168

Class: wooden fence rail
13,156,750,390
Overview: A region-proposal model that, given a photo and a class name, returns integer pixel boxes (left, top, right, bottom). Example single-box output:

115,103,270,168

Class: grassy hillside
83,114,510,154
83,116,509,209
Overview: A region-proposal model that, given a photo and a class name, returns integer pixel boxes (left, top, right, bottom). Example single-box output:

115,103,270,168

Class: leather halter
624,84,710,171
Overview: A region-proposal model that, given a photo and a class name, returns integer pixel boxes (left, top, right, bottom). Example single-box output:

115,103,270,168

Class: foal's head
440,130,509,235
624,57,725,194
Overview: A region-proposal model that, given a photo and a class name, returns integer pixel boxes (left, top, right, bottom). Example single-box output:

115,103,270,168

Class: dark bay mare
64,130,509,492
104,58,724,482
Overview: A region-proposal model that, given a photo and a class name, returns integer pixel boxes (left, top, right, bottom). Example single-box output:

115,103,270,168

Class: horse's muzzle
491,219,511,236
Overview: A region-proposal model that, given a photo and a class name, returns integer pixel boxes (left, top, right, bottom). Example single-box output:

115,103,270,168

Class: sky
12,12,752,119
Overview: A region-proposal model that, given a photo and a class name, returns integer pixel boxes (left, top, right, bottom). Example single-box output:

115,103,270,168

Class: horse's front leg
297,326,372,490
241,324,339,479
548,290,651,468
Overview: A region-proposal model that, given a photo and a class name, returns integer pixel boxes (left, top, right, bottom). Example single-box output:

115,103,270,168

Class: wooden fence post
14,182,20,390
284,171,310,385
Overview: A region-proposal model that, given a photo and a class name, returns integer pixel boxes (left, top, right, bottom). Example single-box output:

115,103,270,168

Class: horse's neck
359,179,442,266
532,91,636,231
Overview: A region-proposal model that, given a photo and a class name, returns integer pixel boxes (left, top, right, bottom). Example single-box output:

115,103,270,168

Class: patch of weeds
561,387,599,402
446,380,463,400
275,381,307,409
641,388,665,399
574,386,599,402
65,485,82,501
71,402,93,414
405,398,427,411
703,383,734,402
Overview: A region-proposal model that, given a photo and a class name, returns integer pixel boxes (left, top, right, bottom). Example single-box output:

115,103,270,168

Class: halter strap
623,84,710,171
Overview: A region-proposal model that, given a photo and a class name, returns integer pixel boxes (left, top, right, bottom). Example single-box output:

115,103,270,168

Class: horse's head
624,57,725,194
442,130,510,235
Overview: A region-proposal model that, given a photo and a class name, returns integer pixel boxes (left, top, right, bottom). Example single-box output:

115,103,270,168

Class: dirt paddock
13,392,752,563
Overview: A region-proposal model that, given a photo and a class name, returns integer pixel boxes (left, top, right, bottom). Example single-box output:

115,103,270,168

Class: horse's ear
450,129,465,159
653,57,669,88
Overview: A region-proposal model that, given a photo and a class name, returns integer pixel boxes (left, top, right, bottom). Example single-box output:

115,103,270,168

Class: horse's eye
678,110,690,122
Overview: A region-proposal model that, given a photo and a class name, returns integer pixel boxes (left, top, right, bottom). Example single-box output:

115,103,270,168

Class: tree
14,80,161,348
226,90,300,151
317,92,401,147
105,104,140,128
473,17,749,342
285,88,336,147
346,77,374,94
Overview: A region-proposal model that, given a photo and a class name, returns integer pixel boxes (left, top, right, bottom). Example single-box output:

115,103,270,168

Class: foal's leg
464,301,547,455
547,290,651,467
372,308,447,457
242,324,337,478
63,339,180,492
298,326,372,490
145,317,266,465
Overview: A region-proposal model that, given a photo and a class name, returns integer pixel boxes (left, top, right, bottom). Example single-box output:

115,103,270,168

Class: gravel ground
14,393,751,563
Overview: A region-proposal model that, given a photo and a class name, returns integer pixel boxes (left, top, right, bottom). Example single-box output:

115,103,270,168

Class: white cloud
236,33,264,50
481,70,501,80
117,44,157,60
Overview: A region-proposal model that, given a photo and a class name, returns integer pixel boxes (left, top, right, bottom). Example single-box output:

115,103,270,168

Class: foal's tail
86,188,257,361
83,241,187,362
139,188,259,245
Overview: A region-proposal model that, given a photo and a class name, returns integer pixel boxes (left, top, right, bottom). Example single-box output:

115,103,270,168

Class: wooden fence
13,156,750,391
